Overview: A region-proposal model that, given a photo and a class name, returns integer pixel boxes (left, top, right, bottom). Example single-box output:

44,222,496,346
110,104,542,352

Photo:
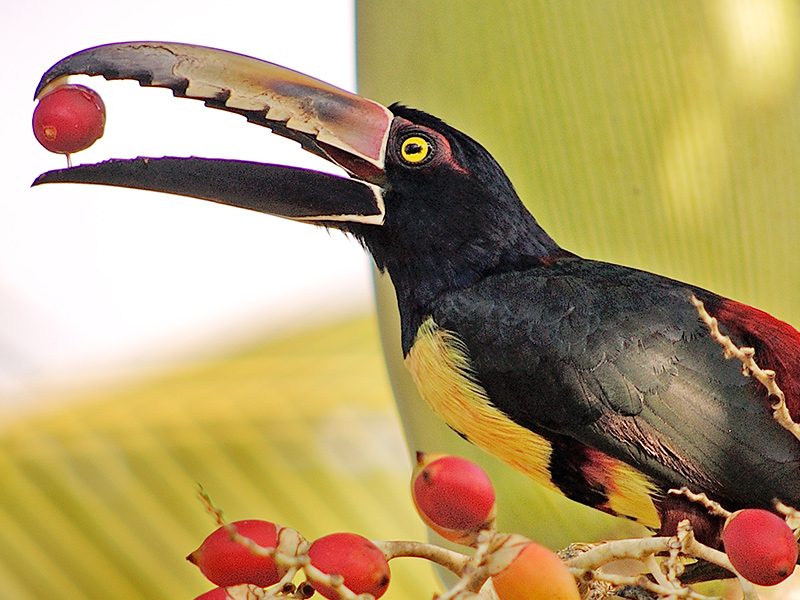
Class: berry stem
775,500,800,538
301,562,361,600
435,531,495,599
197,485,226,526
564,521,756,600
267,566,299,592
677,520,735,576
565,536,675,571
372,540,470,574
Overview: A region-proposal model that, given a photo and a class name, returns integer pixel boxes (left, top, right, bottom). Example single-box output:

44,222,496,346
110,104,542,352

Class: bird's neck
355,208,567,353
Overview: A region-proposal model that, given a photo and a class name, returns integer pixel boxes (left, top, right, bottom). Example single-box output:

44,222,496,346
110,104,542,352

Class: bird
33,42,800,550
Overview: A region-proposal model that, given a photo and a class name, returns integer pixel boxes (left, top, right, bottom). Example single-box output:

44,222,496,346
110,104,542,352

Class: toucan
34,42,800,552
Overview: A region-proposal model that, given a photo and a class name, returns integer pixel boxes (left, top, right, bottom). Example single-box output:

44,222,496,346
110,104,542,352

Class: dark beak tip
31,171,53,187
29,156,385,225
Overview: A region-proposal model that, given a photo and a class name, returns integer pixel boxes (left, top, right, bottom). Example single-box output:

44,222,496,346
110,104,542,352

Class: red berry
187,520,286,587
193,588,229,600
488,535,580,600
411,452,496,545
722,509,798,586
307,532,390,599
193,585,263,600
33,84,105,154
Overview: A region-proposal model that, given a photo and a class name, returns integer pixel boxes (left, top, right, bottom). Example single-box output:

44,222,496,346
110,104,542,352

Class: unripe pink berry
488,535,580,600
722,509,798,586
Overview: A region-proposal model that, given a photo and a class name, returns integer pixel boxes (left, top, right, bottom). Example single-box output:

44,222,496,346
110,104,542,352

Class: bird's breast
404,317,661,528
405,317,561,492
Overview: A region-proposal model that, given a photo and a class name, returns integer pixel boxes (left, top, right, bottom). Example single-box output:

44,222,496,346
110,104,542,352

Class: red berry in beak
33,84,105,155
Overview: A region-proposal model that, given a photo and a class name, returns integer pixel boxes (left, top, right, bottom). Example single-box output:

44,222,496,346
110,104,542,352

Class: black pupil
406,142,424,155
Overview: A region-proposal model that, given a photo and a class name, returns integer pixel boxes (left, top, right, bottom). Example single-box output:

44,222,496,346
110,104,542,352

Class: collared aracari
33,43,800,550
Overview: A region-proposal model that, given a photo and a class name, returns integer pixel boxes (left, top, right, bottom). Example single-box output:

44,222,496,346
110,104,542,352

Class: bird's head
34,42,563,305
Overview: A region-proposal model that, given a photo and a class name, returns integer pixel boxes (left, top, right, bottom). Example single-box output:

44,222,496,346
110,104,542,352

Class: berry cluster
187,453,582,600
189,520,389,600
186,452,800,600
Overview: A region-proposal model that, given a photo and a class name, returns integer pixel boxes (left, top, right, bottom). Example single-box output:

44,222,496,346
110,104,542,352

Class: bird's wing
431,259,800,511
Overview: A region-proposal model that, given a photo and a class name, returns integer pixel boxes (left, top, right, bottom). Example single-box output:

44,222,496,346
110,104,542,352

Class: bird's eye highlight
400,135,433,165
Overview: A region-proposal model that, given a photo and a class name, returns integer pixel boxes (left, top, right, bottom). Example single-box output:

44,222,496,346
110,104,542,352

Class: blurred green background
4,1,800,598
362,0,800,552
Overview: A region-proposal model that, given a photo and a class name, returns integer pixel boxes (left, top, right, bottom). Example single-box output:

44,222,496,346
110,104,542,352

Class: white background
1,1,370,408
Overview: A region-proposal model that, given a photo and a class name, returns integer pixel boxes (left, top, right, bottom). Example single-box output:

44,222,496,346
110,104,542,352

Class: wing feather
432,259,800,510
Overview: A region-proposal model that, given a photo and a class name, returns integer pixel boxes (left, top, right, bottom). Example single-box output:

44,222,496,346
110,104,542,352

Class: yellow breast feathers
404,317,660,528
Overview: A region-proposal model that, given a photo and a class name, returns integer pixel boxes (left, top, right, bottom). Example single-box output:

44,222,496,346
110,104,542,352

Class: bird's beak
32,42,394,226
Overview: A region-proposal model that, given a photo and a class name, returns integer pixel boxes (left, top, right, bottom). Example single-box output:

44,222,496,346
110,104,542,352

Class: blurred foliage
358,0,800,547
0,317,438,599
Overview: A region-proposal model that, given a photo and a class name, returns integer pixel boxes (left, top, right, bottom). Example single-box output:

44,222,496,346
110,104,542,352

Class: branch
676,521,759,600
565,537,673,571
436,531,495,600
372,540,471,575
564,520,764,600
215,583,314,599
775,501,800,536
690,295,800,442
667,486,732,520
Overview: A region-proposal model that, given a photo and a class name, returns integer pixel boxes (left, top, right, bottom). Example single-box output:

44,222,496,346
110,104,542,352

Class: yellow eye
400,135,433,165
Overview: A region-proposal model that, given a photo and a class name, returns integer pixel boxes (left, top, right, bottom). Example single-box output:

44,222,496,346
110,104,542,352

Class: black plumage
34,44,800,550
